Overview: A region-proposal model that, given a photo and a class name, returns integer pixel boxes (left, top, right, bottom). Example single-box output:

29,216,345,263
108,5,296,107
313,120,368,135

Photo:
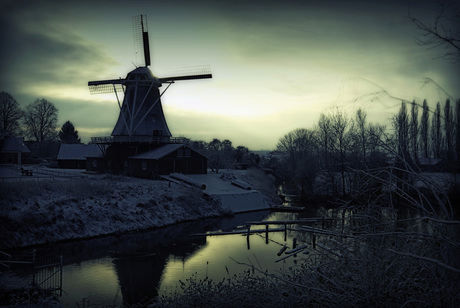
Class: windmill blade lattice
88,80,124,94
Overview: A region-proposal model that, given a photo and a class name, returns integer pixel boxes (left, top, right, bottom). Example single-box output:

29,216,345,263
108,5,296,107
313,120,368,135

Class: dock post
284,224,287,241
247,225,250,250
293,237,297,249
313,234,316,249
265,225,269,244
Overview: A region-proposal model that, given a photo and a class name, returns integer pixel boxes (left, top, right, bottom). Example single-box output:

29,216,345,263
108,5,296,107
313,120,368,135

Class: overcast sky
1,0,459,150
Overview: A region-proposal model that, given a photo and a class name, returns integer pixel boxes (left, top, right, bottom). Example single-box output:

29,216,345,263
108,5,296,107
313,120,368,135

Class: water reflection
11,211,287,306
12,208,350,307
62,258,121,306
158,229,302,297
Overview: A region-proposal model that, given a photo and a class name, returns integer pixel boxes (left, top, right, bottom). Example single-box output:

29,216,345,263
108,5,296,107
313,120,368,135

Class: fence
32,251,63,296
0,250,63,296
0,165,84,182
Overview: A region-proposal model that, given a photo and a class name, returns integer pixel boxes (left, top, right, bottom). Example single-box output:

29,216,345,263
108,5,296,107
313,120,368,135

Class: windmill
88,15,212,144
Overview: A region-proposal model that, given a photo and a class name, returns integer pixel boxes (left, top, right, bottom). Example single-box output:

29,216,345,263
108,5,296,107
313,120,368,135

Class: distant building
127,143,207,179
57,144,102,169
418,157,442,172
0,136,30,165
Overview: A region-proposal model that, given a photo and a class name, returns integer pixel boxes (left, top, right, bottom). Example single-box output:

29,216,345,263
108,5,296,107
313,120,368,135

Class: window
177,149,184,158
185,149,191,157
142,161,147,170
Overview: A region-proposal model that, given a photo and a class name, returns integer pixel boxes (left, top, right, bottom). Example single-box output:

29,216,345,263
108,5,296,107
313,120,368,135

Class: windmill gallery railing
91,136,190,144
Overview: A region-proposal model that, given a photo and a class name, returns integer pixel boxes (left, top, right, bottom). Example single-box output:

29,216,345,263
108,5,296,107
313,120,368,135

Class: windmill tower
88,15,212,174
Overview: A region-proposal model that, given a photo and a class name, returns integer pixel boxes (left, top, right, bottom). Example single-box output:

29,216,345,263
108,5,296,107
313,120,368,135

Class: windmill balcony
91,136,190,145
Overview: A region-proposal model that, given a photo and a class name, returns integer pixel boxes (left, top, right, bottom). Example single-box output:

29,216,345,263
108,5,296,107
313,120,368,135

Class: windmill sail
88,79,124,94
133,15,151,67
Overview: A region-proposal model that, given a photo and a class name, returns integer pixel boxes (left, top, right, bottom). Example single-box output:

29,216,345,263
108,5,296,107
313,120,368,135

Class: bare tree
354,108,368,165
330,109,351,196
0,91,23,136
408,0,460,62
234,146,249,164
276,128,318,195
317,113,332,171
221,139,234,168
207,138,224,173
23,98,58,142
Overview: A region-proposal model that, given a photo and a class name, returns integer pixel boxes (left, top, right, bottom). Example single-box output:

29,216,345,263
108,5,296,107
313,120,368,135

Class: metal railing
0,250,63,296
91,135,190,144
33,251,63,296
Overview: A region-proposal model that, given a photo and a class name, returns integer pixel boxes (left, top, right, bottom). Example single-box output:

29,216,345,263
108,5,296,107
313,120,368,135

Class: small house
57,144,102,169
0,137,30,165
128,143,207,179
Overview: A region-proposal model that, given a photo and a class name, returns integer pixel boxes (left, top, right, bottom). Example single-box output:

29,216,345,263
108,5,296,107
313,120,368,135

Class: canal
11,208,329,307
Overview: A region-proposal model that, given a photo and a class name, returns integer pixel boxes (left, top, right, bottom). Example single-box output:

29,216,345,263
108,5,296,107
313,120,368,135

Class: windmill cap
126,66,161,86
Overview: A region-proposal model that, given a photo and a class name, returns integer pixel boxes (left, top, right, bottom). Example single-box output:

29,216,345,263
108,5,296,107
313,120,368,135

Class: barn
57,144,102,169
127,143,207,179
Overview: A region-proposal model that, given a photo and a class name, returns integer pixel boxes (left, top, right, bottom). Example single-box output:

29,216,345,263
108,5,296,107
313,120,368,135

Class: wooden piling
284,224,287,241
265,225,269,244
247,225,250,250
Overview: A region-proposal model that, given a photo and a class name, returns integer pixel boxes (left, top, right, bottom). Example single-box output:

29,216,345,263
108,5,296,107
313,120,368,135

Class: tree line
189,138,261,173
0,91,81,145
268,99,460,199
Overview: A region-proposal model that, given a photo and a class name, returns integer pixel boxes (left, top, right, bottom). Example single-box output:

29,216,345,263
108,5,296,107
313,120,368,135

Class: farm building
127,143,207,179
57,144,102,169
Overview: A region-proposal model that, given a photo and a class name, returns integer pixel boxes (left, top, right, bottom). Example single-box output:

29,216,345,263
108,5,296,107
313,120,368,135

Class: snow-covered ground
0,166,279,249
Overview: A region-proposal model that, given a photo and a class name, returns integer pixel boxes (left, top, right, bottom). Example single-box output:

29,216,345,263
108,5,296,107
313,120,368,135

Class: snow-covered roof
130,144,189,160
57,144,102,160
0,137,30,153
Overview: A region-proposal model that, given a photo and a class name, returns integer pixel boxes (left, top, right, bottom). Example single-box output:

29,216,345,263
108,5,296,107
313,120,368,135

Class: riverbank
0,168,280,249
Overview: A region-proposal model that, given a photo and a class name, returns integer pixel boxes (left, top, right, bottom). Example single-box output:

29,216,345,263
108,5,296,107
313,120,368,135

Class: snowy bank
177,173,272,213
0,173,225,249
0,168,280,249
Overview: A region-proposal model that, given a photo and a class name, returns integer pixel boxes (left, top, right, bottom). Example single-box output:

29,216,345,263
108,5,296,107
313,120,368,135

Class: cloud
0,4,121,103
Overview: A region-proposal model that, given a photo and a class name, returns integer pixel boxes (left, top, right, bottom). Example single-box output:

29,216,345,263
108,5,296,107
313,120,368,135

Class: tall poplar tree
394,102,409,160
410,101,419,163
444,99,454,163
431,102,442,159
420,99,430,158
